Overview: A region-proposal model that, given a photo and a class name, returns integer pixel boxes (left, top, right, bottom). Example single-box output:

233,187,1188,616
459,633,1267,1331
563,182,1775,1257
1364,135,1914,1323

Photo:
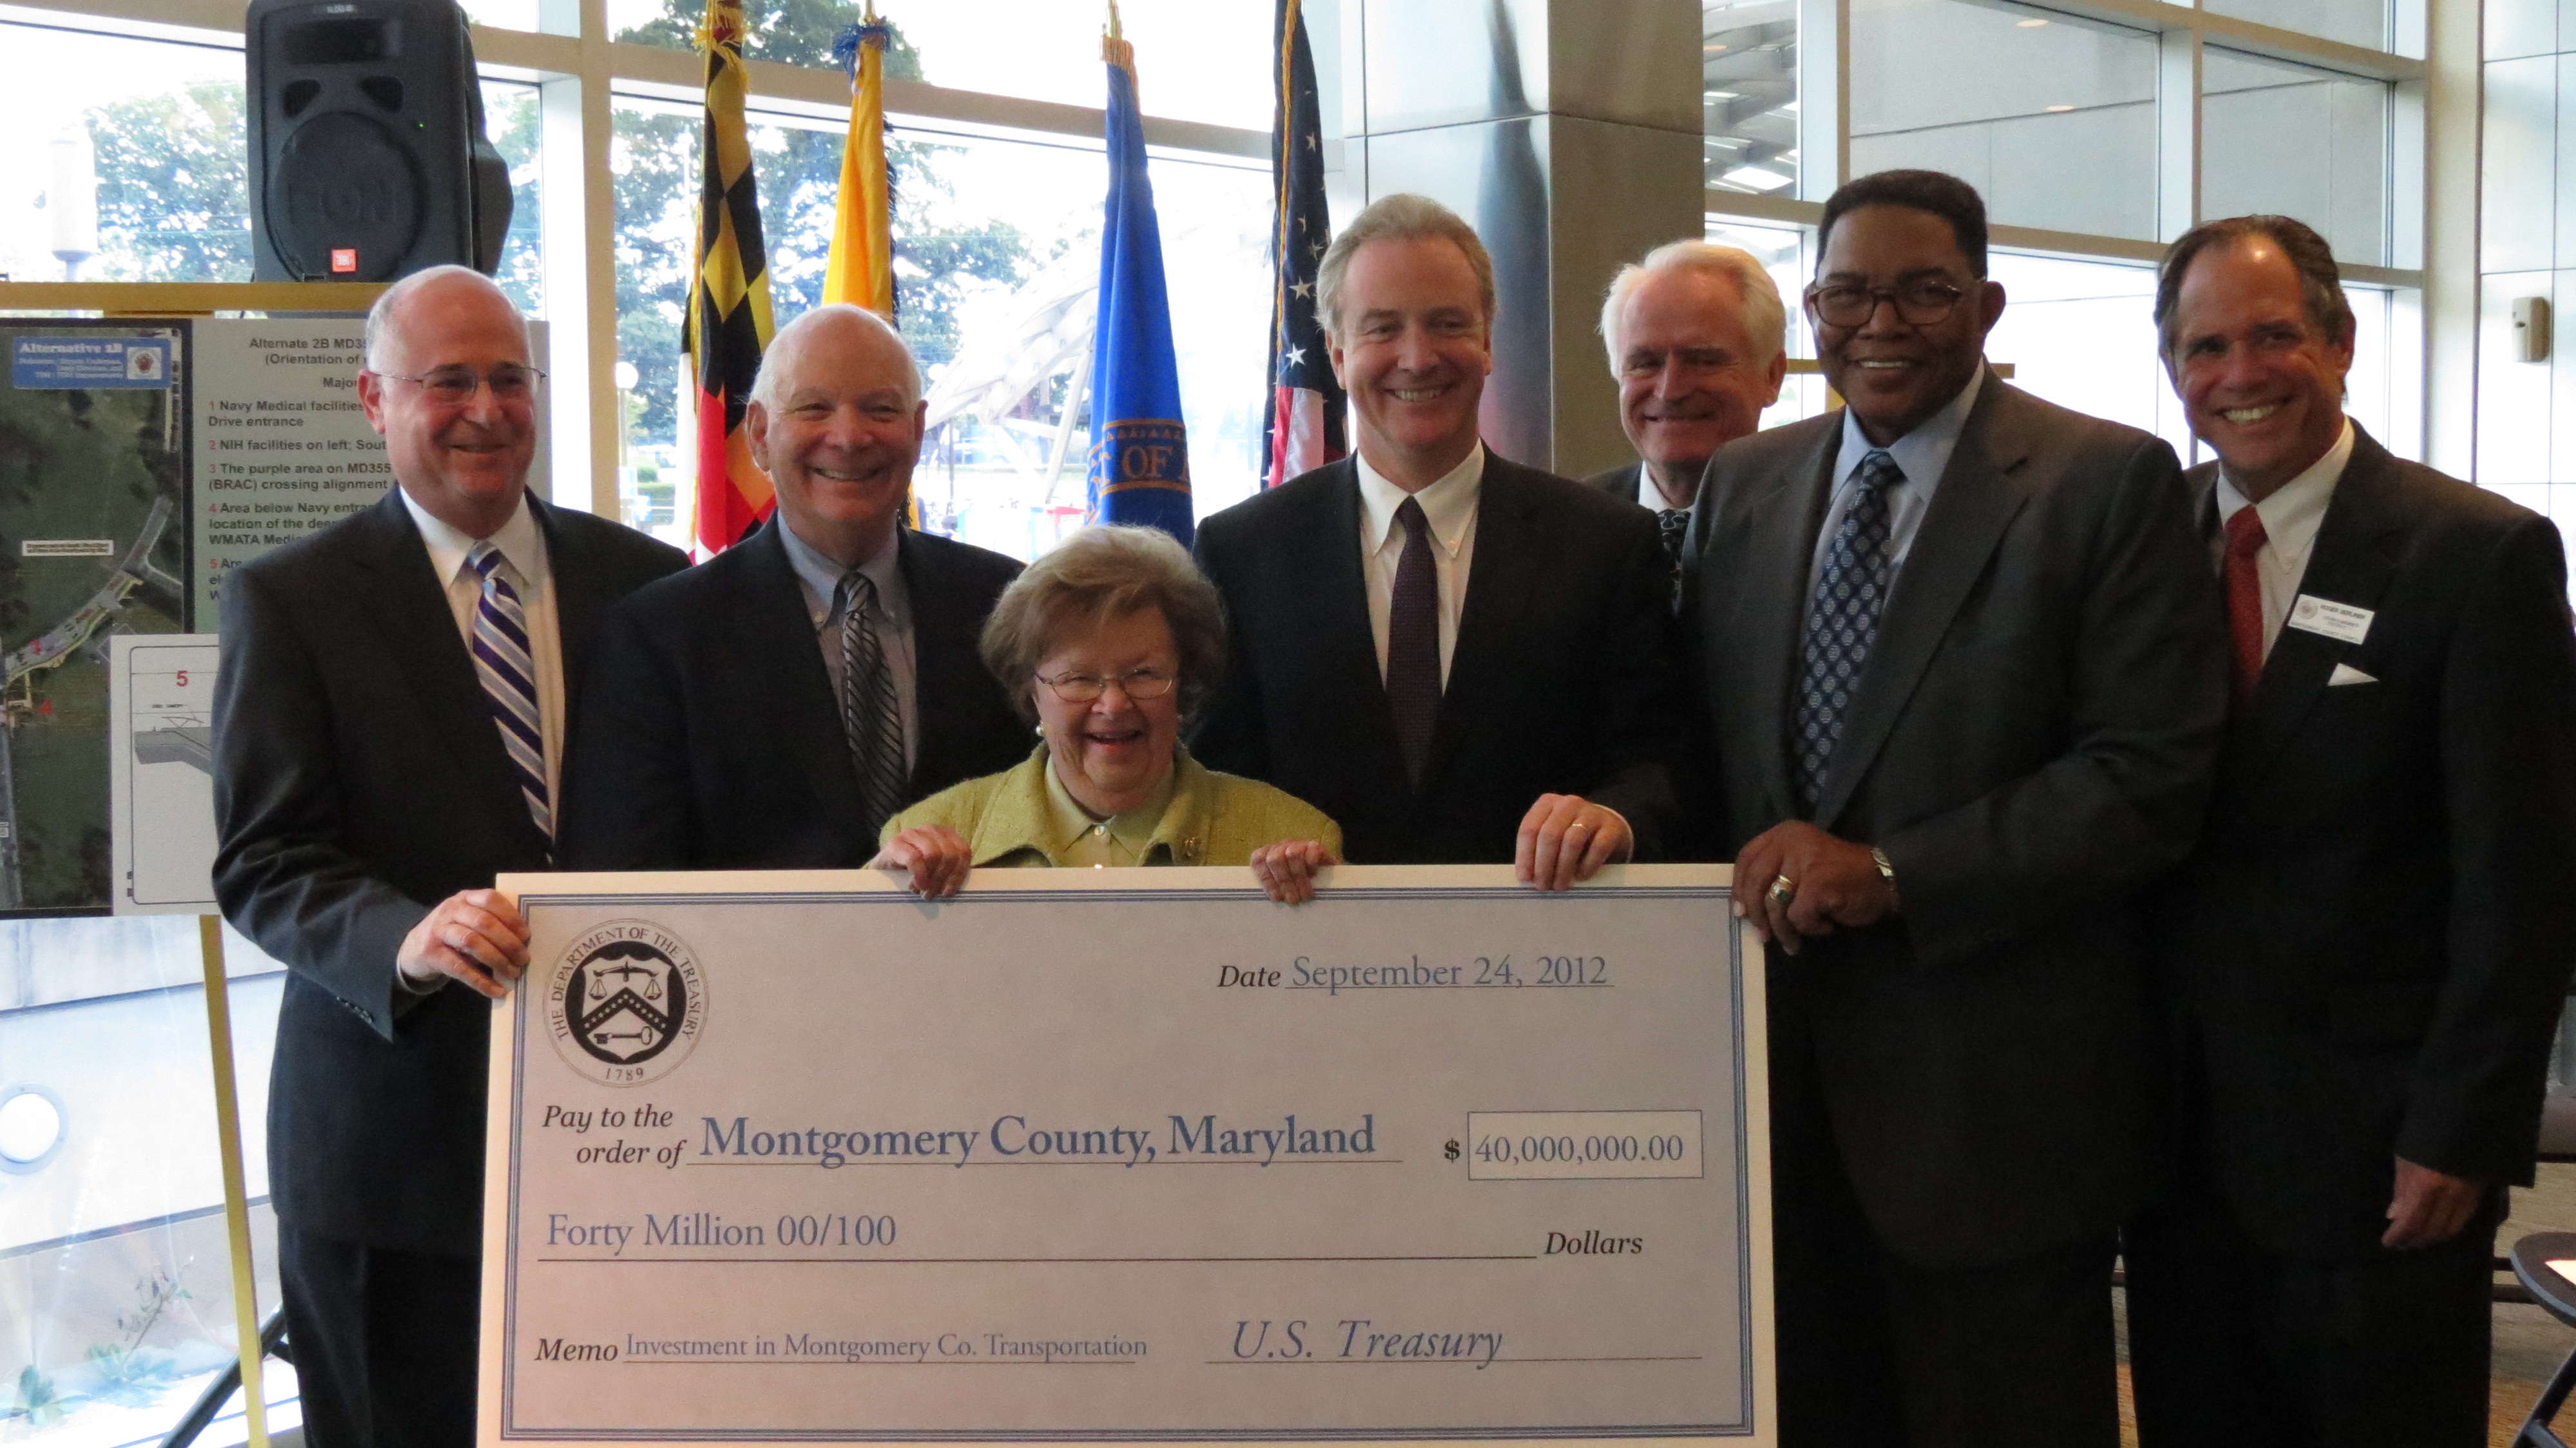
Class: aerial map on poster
0,321,191,913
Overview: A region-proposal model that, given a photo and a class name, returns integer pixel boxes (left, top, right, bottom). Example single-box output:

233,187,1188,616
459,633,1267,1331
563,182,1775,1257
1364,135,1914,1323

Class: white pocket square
2328,663,2378,687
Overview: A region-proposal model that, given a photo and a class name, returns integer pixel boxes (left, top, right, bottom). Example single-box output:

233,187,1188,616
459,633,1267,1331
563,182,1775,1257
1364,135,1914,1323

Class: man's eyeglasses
1806,281,1968,329
1036,666,1179,703
374,364,547,405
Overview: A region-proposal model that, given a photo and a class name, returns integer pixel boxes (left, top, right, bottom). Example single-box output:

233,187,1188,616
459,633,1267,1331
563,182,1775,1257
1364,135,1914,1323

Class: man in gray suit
1692,170,2227,1446
1586,242,1786,612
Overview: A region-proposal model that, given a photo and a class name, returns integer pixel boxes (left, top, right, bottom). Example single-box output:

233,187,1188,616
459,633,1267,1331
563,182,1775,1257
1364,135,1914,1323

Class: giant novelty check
479,865,1772,1446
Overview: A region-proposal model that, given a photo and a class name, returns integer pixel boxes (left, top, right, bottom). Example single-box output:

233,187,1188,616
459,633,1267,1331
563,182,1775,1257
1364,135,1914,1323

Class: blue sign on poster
12,336,174,389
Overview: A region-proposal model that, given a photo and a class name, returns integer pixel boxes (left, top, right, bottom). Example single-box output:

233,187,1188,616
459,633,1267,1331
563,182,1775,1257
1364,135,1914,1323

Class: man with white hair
560,303,1028,870
1587,242,1788,612
213,265,687,1446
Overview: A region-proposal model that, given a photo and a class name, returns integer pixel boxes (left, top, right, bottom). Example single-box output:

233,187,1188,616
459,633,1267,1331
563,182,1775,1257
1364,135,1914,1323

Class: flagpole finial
832,13,893,80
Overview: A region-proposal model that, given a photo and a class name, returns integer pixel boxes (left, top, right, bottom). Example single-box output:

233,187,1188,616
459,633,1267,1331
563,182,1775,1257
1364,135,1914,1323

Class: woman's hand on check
1248,839,1339,905
869,826,974,899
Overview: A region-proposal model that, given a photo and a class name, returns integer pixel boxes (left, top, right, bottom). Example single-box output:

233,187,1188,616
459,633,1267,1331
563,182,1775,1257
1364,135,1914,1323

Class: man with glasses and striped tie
212,265,687,1448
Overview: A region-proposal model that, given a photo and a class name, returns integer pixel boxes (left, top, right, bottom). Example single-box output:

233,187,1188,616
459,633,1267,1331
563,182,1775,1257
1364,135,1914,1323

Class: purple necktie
1387,496,1441,783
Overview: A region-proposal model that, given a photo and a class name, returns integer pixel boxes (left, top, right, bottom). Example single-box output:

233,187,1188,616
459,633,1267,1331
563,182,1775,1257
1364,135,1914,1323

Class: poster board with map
0,319,192,914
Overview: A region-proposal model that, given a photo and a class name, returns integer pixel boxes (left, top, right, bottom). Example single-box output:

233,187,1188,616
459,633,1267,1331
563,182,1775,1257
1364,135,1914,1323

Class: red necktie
2224,507,2269,704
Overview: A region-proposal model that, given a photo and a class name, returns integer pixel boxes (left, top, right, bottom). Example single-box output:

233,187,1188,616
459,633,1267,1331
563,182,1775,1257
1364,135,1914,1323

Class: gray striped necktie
837,569,907,838
467,542,551,839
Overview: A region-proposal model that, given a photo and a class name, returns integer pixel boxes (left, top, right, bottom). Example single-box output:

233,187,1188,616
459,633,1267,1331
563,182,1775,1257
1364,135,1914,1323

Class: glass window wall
2202,0,2392,53
611,108,1265,560
1,920,301,1446
1703,0,1797,195
1848,0,2159,242
2202,48,2392,266
0,23,247,285
605,0,1269,129
1982,251,2186,453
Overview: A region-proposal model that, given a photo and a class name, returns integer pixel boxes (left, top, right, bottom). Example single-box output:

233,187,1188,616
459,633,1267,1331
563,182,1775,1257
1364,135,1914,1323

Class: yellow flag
824,15,895,316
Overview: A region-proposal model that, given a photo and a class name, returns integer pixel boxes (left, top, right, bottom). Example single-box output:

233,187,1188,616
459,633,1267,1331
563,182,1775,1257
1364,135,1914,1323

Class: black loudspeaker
246,0,513,282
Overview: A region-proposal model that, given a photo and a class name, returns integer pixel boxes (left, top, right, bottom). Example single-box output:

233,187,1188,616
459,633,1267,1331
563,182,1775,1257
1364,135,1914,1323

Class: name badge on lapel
2287,595,2373,646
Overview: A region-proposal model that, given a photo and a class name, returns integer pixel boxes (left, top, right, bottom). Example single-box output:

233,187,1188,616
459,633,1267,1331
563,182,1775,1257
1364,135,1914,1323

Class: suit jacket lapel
533,496,603,713
350,490,540,846
2226,427,2406,789
1435,457,1539,783
899,529,990,795
1727,428,1837,825
733,522,867,834
1293,462,1410,781
1814,380,2032,827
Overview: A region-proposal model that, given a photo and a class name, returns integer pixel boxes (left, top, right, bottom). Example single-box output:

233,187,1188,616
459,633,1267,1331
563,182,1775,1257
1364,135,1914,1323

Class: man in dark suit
213,267,687,1448
2123,216,2576,1448
1583,241,1787,614
1692,171,2227,1447
560,305,1027,870
1191,193,1685,883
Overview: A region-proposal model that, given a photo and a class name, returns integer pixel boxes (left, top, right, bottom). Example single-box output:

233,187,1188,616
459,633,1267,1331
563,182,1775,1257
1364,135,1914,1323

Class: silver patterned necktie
1792,450,1902,815
1656,508,1690,616
836,568,907,839
467,541,551,839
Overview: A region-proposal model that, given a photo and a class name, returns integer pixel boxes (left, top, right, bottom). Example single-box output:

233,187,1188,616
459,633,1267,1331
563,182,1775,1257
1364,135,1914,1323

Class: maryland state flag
1086,10,1193,546
1262,0,1344,490
824,9,895,316
687,0,777,553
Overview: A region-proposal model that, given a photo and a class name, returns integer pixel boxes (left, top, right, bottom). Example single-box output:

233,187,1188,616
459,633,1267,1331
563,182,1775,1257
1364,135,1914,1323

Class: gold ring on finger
1768,874,1796,906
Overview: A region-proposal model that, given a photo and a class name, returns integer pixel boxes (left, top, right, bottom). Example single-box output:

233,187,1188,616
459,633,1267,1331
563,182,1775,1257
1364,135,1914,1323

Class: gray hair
751,304,924,409
980,526,1226,725
2154,214,2356,359
1316,193,1496,338
362,265,520,372
1598,242,1787,374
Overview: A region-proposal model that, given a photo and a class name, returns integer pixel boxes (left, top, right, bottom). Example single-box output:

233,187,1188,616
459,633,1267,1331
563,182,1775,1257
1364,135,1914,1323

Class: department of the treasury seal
544,920,706,1087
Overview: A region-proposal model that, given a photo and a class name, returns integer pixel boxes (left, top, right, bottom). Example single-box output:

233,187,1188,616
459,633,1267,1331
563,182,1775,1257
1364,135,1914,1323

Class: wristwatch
1870,846,1899,909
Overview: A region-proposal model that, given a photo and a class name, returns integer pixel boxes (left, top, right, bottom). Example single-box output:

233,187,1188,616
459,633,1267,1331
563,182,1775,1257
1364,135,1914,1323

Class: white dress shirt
399,488,565,808
1807,365,1986,600
1357,443,1484,689
779,519,920,774
2211,416,2354,662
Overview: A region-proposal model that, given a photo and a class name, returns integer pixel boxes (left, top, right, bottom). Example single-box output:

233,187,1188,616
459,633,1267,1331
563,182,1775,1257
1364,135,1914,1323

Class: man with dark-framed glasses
213,265,687,1447
1689,171,2226,1446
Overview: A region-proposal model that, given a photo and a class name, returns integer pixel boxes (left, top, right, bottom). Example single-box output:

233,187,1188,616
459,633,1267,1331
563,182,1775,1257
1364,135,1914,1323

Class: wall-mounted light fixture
0,1085,66,1172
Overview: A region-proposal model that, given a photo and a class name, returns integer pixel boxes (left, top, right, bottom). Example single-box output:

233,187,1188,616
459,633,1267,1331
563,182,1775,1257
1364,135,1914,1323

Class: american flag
1262,0,1344,490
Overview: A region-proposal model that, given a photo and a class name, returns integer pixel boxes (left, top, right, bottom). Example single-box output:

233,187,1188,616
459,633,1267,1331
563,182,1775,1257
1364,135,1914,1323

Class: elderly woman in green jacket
869,524,1341,902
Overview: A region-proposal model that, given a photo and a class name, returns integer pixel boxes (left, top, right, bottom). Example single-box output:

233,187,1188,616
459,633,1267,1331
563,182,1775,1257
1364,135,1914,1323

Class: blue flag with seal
1086,12,1193,546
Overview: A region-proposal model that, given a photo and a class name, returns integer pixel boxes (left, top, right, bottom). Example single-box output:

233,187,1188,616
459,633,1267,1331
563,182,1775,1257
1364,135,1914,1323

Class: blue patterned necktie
1793,450,1902,815
468,542,551,839
837,568,907,841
